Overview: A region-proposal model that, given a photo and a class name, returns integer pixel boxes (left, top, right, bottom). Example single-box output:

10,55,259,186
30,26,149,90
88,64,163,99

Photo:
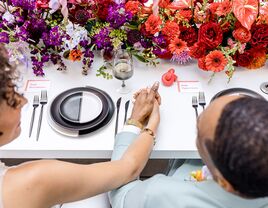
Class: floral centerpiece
0,0,267,80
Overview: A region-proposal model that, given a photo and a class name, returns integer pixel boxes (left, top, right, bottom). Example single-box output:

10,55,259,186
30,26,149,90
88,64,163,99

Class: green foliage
96,65,113,79
109,29,127,50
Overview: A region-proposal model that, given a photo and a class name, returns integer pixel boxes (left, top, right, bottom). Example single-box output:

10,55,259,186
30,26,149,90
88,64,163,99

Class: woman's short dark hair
0,44,21,108
207,97,268,198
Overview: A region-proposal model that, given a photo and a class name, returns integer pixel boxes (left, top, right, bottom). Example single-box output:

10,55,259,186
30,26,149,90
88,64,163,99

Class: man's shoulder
143,175,268,208
143,174,222,207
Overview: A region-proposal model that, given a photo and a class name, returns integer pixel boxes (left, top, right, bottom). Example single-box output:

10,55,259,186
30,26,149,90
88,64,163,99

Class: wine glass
113,49,133,94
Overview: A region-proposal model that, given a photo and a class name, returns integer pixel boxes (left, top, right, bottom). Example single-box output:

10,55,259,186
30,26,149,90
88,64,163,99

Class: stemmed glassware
112,49,133,94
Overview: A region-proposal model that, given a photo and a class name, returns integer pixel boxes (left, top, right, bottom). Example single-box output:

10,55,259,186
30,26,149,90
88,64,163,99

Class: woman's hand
130,82,160,126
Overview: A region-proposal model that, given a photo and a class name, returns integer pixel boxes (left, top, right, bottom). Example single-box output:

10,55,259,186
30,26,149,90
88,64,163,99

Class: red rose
145,14,162,35
198,21,223,49
97,0,114,21
176,9,192,22
233,27,251,43
221,22,231,33
250,24,268,47
125,1,141,15
233,51,253,67
162,21,180,40
139,0,149,3
189,42,208,59
75,9,90,24
179,26,198,47
36,0,49,9
159,0,171,8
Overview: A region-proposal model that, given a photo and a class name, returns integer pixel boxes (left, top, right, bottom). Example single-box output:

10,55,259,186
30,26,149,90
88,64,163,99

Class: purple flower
41,54,50,62
127,30,142,45
171,50,192,64
12,10,25,24
31,57,45,76
106,4,132,28
84,49,94,58
17,19,47,43
11,0,35,10
79,40,89,48
42,26,63,47
93,27,112,49
152,47,168,56
140,39,152,48
0,32,9,44
153,35,167,48
16,25,28,41
50,53,61,65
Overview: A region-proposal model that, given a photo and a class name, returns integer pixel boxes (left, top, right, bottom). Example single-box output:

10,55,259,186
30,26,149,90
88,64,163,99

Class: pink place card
177,81,202,93
24,80,51,92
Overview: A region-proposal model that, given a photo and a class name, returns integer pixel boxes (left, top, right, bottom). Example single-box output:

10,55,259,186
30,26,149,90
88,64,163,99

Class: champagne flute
113,49,133,94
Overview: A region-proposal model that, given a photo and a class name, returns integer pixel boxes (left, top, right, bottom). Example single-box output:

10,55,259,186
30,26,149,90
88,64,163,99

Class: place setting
47,86,115,138
191,88,266,119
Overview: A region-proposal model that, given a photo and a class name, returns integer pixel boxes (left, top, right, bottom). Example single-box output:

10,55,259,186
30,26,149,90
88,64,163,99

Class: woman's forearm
120,130,156,181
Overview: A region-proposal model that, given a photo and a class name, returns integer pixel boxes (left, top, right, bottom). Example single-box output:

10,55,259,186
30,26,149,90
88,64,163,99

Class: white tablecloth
0,56,267,159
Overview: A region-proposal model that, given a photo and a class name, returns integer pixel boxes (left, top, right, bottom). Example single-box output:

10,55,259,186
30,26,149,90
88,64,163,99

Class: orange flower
175,9,192,22
247,47,267,70
162,21,180,40
232,26,251,43
145,14,162,35
69,49,83,61
168,38,187,55
258,3,268,24
210,0,232,16
159,0,170,8
140,5,153,18
205,50,227,72
198,57,208,71
125,1,141,15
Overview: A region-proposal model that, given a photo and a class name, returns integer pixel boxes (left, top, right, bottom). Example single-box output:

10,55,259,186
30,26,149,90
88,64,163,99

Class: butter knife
115,97,122,137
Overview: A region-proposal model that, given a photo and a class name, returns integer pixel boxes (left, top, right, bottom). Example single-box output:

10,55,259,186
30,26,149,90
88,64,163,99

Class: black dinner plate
59,91,104,124
211,88,265,102
48,87,115,137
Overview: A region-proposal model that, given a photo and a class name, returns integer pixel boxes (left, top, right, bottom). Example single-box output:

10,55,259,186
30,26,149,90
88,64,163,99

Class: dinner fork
36,90,47,141
192,96,198,119
29,95,39,138
198,91,206,110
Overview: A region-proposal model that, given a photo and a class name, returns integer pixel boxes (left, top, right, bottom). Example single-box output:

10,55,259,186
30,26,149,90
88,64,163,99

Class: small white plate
59,91,103,124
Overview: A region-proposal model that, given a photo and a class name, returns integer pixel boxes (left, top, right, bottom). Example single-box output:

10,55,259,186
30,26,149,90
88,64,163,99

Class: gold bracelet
126,118,144,130
142,128,156,145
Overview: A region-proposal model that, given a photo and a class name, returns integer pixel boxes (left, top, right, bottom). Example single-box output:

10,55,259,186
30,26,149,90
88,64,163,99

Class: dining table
1,55,268,159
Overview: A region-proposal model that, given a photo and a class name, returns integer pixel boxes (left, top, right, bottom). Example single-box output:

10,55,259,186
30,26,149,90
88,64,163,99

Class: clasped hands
129,82,161,134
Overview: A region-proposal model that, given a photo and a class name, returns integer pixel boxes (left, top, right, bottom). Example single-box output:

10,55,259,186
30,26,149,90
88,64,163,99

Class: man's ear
203,140,236,193
213,169,239,195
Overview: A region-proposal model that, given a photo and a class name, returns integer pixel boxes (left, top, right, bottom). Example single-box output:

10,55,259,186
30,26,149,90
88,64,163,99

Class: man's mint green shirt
110,131,268,208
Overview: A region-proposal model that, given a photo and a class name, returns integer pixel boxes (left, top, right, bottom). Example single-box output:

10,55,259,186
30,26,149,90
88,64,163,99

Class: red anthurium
233,0,259,31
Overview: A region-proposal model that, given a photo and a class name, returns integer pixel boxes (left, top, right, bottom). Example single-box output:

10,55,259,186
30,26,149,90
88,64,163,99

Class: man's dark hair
0,44,21,108
207,96,268,198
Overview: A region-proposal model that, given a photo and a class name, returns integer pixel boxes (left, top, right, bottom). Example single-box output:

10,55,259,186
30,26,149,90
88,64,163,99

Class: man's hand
130,82,160,126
